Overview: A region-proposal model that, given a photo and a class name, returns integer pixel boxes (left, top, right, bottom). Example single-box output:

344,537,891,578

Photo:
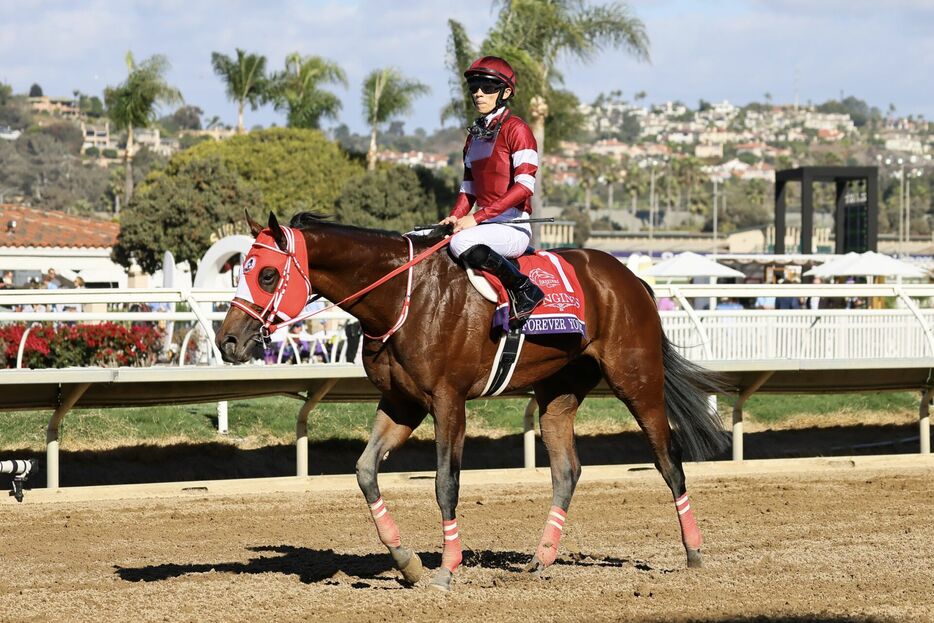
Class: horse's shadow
114,545,663,587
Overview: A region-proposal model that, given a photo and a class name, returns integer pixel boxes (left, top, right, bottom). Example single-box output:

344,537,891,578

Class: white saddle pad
466,268,499,303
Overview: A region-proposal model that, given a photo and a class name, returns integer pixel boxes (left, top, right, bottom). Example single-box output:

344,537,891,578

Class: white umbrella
804,251,928,278
642,251,745,279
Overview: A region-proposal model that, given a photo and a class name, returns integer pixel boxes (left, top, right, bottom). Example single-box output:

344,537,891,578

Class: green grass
725,391,921,423
0,392,921,451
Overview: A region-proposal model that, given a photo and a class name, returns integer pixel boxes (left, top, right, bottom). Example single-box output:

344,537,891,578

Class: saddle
467,250,588,337
466,248,533,303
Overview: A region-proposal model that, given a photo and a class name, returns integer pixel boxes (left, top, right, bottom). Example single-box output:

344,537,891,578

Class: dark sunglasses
467,79,505,95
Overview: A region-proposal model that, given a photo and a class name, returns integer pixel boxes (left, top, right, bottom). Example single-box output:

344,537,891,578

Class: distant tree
113,157,259,273
816,96,867,127
441,19,479,127
39,122,84,155
28,83,43,97
179,134,212,150
7,132,109,213
0,89,32,129
104,52,182,205
160,105,203,133
578,153,608,214
211,48,269,134
616,110,641,143
163,127,363,217
269,53,346,129
362,67,430,171
335,165,438,231
73,91,105,118
560,204,591,246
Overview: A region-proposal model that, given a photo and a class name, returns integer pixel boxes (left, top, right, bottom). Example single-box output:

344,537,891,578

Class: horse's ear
245,211,263,237
267,212,287,251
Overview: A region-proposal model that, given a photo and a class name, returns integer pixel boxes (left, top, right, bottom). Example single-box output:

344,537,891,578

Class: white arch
194,235,253,289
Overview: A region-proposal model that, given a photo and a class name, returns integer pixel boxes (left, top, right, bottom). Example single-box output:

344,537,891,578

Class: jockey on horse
436,56,545,327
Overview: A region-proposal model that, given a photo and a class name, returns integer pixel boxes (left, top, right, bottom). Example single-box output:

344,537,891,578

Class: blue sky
1,0,931,134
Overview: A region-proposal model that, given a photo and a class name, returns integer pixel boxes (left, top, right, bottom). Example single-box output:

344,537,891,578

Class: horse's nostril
222,335,238,347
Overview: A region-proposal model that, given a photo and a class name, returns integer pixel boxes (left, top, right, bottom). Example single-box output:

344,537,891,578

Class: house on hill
0,205,127,287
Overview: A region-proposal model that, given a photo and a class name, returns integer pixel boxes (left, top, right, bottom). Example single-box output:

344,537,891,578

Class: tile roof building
0,204,127,287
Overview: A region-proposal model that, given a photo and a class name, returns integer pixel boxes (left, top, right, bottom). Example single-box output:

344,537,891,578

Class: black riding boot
460,244,544,327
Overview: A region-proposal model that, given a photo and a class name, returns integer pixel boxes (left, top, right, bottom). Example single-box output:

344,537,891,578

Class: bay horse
216,212,727,591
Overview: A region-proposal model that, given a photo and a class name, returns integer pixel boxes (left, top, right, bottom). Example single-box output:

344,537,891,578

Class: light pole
876,153,932,250
712,177,719,256
648,159,657,241
905,154,933,245
647,156,668,242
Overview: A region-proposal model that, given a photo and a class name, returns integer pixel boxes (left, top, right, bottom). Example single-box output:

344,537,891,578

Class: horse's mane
289,211,451,247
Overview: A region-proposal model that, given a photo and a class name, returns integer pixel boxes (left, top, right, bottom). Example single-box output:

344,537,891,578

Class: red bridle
230,226,452,344
231,226,312,337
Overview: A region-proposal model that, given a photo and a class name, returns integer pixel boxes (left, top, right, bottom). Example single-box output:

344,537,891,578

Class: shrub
0,322,163,369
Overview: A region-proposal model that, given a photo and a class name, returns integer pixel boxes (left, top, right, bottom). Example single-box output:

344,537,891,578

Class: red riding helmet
464,56,516,93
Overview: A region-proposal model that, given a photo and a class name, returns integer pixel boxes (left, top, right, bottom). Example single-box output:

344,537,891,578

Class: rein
238,230,450,344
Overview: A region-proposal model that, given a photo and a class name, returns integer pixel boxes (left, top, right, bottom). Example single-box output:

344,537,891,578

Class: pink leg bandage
369,497,401,548
535,506,567,567
675,493,702,550
441,519,462,572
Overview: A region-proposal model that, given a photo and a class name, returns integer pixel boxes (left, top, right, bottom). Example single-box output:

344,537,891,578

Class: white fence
662,309,934,360
1,284,933,365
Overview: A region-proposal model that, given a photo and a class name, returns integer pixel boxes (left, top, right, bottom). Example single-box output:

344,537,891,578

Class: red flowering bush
0,322,164,369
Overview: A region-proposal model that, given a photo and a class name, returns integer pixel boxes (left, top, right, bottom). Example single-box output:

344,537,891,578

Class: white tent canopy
642,251,745,279
804,251,928,279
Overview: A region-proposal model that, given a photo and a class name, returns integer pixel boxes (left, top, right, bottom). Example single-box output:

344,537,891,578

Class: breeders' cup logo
242,257,257,274
545,292,581,312
528,268,560,290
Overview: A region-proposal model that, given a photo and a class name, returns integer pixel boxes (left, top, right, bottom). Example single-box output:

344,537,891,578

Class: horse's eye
259,268,278,288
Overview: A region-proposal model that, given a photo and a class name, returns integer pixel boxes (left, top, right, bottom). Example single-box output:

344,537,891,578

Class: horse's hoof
524,557,547,576
429,568,453,592
686,548,703,568
390,547,423,585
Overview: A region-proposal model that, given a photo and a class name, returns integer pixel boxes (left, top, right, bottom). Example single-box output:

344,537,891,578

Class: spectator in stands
657,296,677,311
754,294,776,310
716,297,743,310
808,277,823,310
344,320,362,363
44,268,60,289
775,278,801,310
1,270,13,288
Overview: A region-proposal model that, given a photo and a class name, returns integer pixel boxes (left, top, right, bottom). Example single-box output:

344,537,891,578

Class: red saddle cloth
482,251,587,336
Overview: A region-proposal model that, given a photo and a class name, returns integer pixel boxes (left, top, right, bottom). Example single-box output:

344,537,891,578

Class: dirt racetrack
1,461,933,623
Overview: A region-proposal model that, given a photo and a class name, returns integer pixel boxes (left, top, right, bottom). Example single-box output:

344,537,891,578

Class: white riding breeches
448,208,532,258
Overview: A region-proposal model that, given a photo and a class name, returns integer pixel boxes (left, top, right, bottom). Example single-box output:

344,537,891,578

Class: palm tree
440,19,478,127
362,68,430,171
603,158,622,212
269,53,346,130
578,153,602,212
104,52,182,205
486,0,649,228
623,161,649,215
210,48,269,134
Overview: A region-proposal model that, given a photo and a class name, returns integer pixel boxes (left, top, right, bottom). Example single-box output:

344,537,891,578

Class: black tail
661,335,730,461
